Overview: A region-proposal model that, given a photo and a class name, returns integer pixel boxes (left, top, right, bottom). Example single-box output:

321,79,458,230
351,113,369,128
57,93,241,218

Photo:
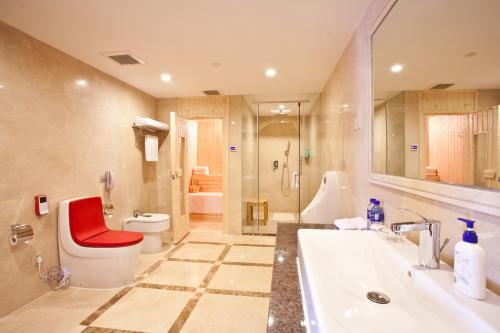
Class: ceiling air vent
103,52,145,65
431,83,455,90
203,90,221,96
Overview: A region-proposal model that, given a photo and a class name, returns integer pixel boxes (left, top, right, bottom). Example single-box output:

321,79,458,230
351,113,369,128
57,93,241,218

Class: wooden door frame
171,111,190,244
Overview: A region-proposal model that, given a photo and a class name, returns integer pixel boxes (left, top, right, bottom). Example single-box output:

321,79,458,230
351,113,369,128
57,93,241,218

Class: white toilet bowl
123,213,170,253
58,197,143,289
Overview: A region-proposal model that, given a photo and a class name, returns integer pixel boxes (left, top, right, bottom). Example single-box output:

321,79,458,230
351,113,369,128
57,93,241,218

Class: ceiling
0,0,371,98
244,93,320,116
373,0,500,100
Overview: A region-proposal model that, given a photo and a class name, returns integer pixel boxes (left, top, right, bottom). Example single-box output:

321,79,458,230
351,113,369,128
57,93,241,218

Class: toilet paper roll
10,224,34,246
10,234,33,246
10,235,18,246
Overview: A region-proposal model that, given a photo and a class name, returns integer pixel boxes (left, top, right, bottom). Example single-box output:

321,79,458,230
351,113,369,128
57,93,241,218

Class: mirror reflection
372,0,500,190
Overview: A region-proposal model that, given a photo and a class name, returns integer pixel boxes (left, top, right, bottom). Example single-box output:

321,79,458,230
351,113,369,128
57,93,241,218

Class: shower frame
250,99,309,233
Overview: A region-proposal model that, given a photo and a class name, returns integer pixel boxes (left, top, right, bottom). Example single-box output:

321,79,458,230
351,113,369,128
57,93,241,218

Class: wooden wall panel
191,174,223,192
419,90,477,113
179,96,228,118
471,109,499,189
197,119,222,175
427,115,471,185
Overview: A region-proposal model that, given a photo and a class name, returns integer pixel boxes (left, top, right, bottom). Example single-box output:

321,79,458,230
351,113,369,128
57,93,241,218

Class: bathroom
0,0,499,332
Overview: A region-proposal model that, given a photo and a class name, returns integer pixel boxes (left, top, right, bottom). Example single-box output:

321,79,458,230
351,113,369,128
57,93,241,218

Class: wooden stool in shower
246,198,268,225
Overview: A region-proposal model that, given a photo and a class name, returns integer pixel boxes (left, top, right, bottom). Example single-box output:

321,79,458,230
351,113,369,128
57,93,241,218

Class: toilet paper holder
10,224,34,246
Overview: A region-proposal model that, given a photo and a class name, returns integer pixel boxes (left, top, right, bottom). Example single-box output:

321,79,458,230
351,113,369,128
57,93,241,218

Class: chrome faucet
390,209,448,269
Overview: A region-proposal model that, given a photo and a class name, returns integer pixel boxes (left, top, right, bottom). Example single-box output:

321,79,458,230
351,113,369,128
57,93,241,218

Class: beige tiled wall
301,100,322,208
319,0,500,294
0,21,159,316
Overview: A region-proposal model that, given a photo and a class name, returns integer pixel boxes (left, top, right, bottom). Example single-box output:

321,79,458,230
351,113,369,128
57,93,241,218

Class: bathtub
189,192,223,214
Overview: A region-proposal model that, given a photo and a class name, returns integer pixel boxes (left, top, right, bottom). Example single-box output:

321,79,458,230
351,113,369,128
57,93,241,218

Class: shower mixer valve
273,161,279,171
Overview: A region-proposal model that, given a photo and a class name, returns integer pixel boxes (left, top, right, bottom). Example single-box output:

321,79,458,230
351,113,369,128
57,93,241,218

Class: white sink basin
298,229,500,333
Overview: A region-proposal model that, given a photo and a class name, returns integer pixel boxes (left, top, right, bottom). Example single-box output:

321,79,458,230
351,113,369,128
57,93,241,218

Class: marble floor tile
208,264,272,293
0,288,117,333
135,245,172,277
189,221,223,233
141,261,212,287
92,287,192,333
223,246,275,264
68,325,87,333
185,232,276,246
184,232,235,244
170,243,225,261
180,293,269,333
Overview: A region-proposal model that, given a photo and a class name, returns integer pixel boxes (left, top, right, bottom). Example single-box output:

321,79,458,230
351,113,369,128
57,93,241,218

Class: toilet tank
301,171,353,224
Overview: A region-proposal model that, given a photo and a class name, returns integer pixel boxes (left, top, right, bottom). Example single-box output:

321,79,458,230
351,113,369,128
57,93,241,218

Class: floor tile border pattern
80,242,188,326
80,287,133,326
82,327,146,333
80,239,274,333
167,244,231,333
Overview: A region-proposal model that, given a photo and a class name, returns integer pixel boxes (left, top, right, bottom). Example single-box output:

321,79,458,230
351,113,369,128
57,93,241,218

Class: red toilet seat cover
82,230,144,248
68,197,143,248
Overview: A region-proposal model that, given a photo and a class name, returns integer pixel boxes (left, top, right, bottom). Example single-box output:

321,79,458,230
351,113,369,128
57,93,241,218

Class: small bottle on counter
454,218,486,300
371,200,384,224
367,198,376,223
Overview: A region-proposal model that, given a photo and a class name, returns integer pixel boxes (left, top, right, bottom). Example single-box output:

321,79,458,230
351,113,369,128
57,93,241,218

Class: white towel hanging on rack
145,135,158,162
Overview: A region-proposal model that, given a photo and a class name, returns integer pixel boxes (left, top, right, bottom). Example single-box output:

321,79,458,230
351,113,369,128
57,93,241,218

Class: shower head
285,141,290,157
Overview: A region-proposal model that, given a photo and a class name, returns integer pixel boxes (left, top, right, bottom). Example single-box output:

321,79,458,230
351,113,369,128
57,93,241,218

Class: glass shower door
242,98,309,234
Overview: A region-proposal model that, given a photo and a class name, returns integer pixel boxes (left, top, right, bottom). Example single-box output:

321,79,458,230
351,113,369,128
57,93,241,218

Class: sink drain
367,291,390,304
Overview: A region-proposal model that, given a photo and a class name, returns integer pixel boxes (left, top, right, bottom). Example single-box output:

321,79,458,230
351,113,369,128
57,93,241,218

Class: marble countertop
267,223,336,333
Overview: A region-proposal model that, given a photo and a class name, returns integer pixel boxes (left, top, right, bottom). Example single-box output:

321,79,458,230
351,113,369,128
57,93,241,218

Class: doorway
186,118,224,233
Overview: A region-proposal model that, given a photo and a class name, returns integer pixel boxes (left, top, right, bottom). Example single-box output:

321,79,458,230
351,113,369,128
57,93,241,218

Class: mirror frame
368,0,500,217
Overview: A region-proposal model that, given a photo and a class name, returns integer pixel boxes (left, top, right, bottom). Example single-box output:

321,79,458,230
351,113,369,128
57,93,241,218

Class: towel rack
132,125,167,136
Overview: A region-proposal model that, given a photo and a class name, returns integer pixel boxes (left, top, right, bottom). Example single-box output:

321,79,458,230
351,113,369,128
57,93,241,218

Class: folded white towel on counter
334,217,368,230
134,116,169,131
425,166,438,175
145,134,158,162
193,165,209,175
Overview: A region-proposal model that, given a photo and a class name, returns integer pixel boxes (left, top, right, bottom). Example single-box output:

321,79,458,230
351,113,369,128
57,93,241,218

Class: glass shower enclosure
241,95,320,234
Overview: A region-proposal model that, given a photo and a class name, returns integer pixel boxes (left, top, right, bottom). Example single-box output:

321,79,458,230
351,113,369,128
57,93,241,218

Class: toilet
301,171,353,224
123,213,170,253
58,196,143,289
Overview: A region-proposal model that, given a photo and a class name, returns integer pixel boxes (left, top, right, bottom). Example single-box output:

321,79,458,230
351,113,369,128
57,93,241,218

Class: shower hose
281,157,291,196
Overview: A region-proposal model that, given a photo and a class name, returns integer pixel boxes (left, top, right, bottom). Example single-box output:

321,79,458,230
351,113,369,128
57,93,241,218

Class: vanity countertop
267,223,336,333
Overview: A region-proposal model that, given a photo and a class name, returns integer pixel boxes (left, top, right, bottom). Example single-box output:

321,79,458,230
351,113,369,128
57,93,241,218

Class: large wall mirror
372,0,500,191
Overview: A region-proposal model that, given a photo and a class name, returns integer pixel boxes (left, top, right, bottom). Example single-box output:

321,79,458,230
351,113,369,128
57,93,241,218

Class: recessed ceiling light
265,68,277,77
0,84,4,89
390,64,403,73
342,104,349,108
280,120,285,124
278,104,285,109
160,73,172,82
75,79,87,87
270,109,291,115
